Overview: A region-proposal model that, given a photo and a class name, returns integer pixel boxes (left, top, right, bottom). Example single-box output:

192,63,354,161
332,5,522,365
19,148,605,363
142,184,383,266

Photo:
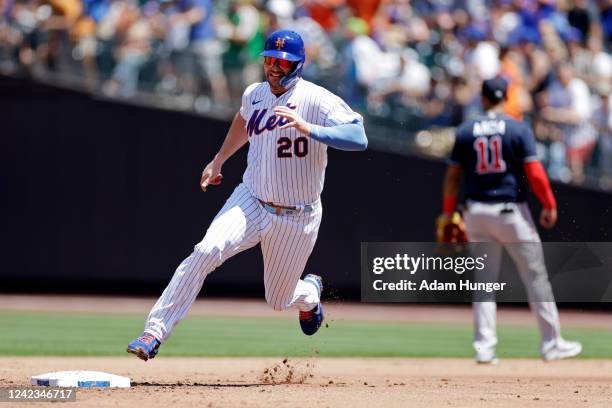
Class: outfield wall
2,76,611,298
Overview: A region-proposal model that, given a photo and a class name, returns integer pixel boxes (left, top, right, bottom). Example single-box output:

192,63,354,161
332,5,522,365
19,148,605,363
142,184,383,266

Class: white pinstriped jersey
239,79,363,206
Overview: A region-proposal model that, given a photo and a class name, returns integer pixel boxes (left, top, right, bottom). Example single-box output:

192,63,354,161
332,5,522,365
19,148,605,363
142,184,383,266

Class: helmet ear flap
279,60,303,89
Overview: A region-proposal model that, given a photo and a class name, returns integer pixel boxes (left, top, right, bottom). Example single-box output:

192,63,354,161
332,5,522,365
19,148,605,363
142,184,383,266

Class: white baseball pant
144,183,323,343
464,201,561,357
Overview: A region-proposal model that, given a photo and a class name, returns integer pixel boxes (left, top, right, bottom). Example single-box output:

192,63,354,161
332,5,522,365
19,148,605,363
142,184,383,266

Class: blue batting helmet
260,29,305,89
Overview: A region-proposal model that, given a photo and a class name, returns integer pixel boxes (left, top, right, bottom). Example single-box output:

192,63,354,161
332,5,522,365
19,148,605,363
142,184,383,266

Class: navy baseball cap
482,77,508,103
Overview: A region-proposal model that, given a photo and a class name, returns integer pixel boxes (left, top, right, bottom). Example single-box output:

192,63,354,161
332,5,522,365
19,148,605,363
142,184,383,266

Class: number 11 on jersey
474,135,507,174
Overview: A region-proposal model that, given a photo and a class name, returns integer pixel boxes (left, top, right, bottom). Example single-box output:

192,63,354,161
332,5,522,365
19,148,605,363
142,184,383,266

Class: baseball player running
439,77,582,363
127,30,367,360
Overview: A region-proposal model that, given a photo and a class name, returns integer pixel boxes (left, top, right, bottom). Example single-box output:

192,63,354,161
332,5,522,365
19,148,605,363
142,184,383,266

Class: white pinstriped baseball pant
464,201,561,357
144,183,323,343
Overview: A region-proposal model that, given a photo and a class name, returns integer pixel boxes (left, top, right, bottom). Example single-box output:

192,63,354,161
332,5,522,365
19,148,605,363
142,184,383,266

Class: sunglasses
263,56,294,69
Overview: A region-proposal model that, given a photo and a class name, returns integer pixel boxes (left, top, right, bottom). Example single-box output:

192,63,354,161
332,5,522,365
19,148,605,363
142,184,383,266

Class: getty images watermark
371,252,508,293
361,242,612,303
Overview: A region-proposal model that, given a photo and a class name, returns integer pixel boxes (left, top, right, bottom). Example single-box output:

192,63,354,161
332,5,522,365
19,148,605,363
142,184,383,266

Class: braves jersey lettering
450,112,537,203
473,120,506,136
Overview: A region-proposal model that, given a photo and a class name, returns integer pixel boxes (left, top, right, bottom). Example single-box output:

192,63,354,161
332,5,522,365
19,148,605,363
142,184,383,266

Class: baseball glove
436,212,468,243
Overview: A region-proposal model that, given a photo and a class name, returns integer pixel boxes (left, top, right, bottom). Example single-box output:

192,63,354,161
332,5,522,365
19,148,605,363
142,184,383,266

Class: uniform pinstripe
144,78,360,343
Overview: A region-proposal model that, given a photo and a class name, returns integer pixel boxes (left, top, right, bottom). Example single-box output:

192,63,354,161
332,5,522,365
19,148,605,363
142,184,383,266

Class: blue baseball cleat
299,274,324,336
126,333,160,361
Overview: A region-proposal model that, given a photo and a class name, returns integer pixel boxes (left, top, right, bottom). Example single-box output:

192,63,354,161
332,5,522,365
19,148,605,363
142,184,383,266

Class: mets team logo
247,104,297,137
275,38,285,50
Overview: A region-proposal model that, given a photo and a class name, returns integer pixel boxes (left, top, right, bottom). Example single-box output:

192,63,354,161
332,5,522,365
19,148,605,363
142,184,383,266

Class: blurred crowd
0,0,611,186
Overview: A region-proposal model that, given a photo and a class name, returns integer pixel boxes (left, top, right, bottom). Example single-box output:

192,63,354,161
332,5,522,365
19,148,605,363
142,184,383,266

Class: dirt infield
1,357,611,407
2,296,611,407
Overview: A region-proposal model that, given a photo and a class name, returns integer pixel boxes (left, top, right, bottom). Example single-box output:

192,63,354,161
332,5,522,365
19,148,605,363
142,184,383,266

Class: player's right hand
200,160,223,192
539,208,557,229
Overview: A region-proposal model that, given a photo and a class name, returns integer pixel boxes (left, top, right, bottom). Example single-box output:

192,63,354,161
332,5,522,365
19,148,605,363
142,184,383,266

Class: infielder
127,30,367,360
438,77,582,363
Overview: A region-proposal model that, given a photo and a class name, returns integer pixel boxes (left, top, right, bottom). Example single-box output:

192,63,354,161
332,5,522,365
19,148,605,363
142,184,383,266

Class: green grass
0,311,610,358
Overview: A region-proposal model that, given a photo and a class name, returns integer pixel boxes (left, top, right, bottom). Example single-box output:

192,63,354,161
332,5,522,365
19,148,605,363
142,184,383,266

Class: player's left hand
539,208,557,229
274,106,312,135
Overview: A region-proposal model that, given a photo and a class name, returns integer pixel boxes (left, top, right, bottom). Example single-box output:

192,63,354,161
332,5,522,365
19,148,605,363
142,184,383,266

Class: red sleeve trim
443,196,457,215
524,161,556,210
